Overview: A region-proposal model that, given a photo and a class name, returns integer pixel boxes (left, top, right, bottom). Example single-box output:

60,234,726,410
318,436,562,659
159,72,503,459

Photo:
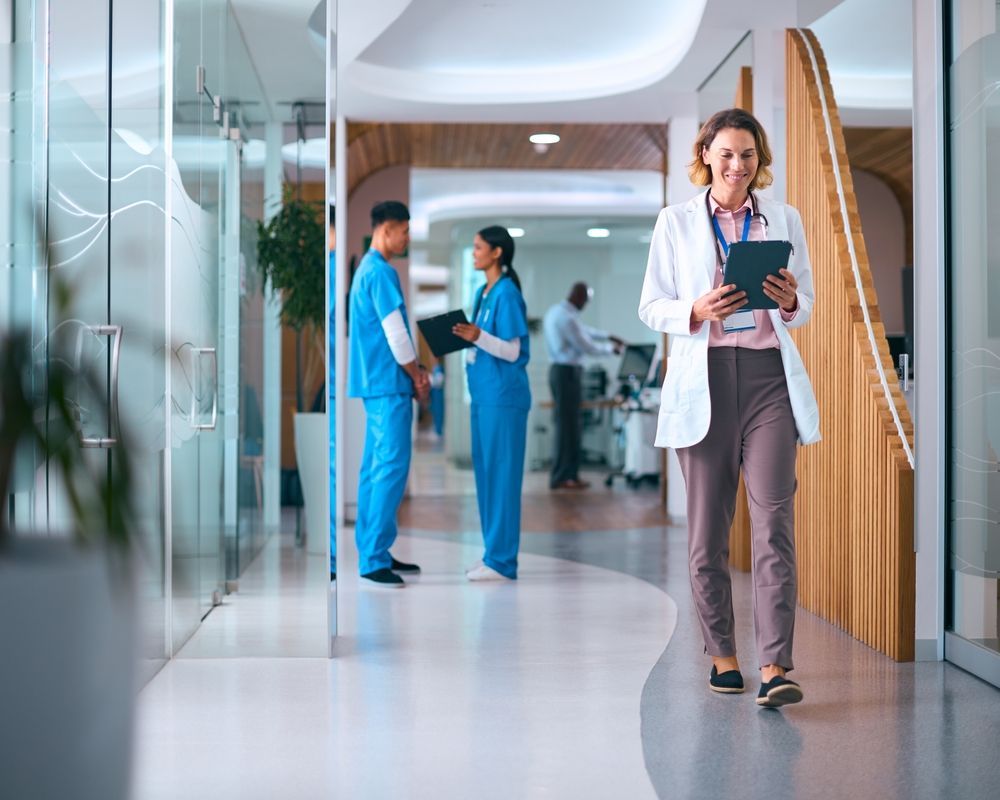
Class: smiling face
702,126,759,199
472,234,501,271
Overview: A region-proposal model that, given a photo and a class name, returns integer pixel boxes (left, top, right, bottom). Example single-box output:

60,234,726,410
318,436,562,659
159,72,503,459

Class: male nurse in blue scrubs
347,201,428,588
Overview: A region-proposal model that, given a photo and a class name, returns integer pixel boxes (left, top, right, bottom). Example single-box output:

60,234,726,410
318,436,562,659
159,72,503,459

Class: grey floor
410,519,1000,800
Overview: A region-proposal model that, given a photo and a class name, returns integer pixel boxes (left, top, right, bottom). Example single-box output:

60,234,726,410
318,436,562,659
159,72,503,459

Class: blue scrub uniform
348,249,414,575
466,277,531,579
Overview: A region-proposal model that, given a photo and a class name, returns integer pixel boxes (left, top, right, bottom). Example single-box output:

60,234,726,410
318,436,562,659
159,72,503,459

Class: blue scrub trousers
471,403,528,579
356,393,413,575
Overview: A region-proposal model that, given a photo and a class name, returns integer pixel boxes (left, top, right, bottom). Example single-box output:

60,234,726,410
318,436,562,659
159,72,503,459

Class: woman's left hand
763,268,799,312
452,323,481,342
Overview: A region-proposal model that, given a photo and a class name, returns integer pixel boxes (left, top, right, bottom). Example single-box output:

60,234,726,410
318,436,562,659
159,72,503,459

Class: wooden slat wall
727,68,755,572
734,66,754,113
786,29,915,661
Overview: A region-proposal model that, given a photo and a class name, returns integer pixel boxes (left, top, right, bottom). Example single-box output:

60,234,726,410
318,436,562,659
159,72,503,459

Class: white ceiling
409,169,664,240
812,0,913,125
230,0,326,122
224,0,913,127
335,0,913,124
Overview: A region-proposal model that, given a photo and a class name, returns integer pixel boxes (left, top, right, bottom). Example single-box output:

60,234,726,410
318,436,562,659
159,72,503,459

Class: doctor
638,108,820,708
348,201,429,589
452,226,531,581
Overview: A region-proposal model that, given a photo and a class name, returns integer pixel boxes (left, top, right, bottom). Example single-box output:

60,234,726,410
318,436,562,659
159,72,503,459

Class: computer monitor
617,343,656,383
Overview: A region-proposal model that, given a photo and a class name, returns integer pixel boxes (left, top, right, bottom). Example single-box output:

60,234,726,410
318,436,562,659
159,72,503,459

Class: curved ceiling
344,0,708,105
812,0,912,123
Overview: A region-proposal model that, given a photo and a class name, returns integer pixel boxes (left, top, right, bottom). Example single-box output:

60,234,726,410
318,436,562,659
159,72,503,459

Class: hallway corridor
133,477,1000,799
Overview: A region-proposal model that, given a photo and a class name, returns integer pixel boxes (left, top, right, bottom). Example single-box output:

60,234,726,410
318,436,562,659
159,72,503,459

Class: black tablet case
723,240,793,310
416,310,474,357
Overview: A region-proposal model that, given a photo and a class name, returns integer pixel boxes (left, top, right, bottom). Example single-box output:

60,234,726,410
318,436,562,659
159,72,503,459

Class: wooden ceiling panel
346,122,668,195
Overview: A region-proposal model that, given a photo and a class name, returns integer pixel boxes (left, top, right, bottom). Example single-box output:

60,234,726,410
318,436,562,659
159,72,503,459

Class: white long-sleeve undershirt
474,329,520,363
380,308,417,365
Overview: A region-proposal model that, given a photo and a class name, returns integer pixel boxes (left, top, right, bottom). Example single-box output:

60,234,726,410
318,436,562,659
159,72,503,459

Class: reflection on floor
175,527,329,659
133,535,674,798
507,526,1000,799
133,442,1000,799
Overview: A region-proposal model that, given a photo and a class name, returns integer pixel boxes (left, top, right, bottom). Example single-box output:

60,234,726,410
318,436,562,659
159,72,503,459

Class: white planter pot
293,411,328,556
0,537,136,800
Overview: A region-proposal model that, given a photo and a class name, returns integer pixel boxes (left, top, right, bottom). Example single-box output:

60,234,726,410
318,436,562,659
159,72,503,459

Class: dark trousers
549,364,583,486
674,348,799,670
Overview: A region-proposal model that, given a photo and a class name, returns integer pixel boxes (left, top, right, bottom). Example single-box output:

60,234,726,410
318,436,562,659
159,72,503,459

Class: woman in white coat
638,108,820,709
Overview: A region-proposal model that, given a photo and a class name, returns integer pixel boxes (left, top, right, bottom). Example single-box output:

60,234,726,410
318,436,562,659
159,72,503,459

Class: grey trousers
675,348,799,670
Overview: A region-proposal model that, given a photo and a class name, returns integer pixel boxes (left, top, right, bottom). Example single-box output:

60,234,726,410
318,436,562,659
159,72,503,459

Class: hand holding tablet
723,240,795,310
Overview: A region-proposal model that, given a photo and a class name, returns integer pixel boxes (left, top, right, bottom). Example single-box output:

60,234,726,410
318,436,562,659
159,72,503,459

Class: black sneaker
330,571,336,582
360,568,405,588
756,676,803,708
709,665,745,694
390,556,421,574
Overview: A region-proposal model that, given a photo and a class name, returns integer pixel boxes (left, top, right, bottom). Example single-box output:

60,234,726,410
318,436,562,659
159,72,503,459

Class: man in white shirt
542,282,623,490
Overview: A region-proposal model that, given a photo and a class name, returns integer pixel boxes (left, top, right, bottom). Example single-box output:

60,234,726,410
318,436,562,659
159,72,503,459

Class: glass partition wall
947,1,1000,688
1,0,333,673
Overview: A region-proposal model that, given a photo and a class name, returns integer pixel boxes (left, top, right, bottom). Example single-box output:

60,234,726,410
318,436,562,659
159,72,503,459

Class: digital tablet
723,240,793,310
416,309,474,357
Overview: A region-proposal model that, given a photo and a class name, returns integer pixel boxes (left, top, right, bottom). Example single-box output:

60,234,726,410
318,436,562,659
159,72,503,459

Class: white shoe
465,564,511,582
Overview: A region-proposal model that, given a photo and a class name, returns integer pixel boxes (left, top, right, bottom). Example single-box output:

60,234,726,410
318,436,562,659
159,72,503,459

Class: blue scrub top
467,277,531,410
347,249,413,398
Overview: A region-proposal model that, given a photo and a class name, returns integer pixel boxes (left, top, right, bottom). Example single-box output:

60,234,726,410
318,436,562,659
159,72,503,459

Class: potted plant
0,286,138,799
257,188,327,552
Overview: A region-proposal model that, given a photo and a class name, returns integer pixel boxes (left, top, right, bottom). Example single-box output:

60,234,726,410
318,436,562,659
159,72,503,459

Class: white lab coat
638,190,821,449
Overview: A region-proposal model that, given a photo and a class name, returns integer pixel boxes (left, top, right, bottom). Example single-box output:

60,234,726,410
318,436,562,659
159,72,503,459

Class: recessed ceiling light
508,227,525,238
529,133,560,145
587,228,611,238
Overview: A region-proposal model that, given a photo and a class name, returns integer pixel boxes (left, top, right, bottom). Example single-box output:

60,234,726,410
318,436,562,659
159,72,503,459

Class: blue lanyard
711,207,752,258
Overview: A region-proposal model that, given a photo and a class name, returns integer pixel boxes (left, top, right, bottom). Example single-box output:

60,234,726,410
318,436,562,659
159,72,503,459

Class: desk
537,399,617,410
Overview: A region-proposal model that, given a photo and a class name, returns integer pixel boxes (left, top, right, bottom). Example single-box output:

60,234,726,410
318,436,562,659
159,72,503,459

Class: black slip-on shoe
390,556,421,574
709,665,745,694
756,676,803,707
360,568,405,588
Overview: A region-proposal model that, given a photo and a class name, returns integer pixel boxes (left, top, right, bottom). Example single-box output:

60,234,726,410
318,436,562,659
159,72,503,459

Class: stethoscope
705,189,769,267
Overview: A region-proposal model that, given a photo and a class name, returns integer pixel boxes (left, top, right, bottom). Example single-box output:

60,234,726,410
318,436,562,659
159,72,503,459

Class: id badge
723,310,756,333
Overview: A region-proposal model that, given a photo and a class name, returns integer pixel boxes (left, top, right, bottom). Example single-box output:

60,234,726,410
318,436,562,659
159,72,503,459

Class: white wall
852,169,907,334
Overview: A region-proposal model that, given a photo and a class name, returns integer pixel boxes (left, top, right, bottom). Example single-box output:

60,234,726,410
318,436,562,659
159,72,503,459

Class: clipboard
416,309,474,357
723,240,793,310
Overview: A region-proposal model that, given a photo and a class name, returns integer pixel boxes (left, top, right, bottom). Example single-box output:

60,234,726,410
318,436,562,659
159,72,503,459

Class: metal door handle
898,353,910,393
191,347,218,431
80,324,122,448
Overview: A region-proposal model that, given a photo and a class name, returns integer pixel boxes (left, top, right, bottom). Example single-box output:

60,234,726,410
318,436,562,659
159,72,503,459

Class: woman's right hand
690,284,748,323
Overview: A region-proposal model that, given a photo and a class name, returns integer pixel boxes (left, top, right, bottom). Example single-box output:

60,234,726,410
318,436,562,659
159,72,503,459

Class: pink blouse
691,194,797,348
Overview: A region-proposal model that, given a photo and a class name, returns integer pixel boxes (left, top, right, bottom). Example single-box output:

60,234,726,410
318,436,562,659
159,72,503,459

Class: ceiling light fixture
530,132,560,154
508,227,525,238
587,228,611,238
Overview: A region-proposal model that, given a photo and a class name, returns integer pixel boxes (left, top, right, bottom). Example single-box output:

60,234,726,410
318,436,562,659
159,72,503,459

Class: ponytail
502,263,523,293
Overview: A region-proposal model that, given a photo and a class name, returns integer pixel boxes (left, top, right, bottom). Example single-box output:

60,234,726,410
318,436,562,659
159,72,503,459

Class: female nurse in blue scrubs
453,226,531,581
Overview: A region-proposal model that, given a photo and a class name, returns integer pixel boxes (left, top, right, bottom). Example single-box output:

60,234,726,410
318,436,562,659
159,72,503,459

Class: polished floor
133,445,1000,800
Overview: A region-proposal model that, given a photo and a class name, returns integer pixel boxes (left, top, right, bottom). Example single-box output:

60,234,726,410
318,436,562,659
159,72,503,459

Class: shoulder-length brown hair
687,108,774,190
